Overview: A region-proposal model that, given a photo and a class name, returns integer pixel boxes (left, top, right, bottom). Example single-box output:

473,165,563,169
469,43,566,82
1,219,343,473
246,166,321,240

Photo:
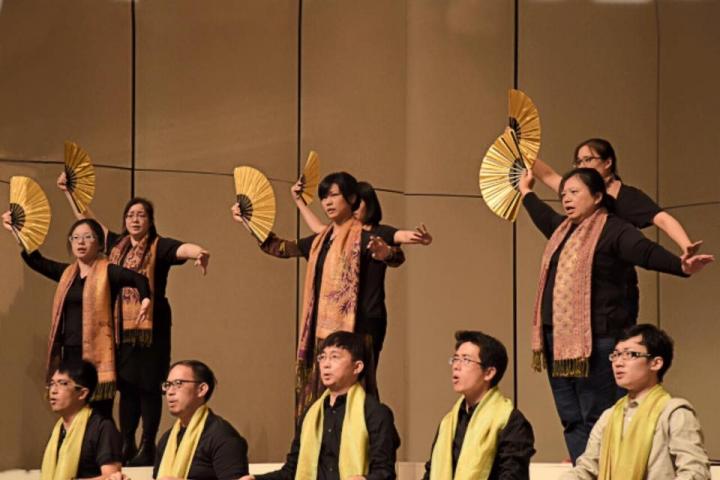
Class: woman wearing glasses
517,168,713,463
57,179,211,467
1,215,151,417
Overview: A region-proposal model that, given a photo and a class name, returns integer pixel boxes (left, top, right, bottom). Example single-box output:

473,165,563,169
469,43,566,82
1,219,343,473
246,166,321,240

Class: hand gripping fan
9,176,52,252
508,89,541,163
64,141,95,214
233,166,276,242
299,150,319,205
479,127,533,222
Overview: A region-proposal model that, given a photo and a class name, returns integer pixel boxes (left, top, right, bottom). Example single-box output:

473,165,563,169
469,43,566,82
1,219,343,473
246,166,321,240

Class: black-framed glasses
448,356,483,367
608,350,653,362
161,379,202,392
573,156,601,167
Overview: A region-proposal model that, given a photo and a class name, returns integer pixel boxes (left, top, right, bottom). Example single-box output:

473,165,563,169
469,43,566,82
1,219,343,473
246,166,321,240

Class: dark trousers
118,379,162,445
543,329,624,463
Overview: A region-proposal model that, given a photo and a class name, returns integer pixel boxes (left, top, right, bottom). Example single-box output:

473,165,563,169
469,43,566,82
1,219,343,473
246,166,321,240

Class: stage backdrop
0,0,717,469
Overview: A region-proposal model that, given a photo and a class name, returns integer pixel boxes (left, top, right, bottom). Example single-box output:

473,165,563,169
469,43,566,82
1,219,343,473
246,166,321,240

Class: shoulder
204,412,248,445
661,397,698,421
364,394,396,420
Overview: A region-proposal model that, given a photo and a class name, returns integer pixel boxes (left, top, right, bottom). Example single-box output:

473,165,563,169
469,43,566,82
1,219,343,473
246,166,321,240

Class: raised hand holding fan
508,89,541,163
298,150,319,205
233,166,276,242
9,176,52,252
64,141,96,214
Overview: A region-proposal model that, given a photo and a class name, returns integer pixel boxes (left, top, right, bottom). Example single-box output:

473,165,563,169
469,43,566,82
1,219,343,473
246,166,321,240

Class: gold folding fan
9,176,52,252
508,89,541,163
64,141,95,214
299,150,319,205
233,166,276,242
479,127,532,222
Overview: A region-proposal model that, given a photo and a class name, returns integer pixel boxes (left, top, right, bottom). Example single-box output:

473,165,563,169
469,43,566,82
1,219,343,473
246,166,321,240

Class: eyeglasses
608,350,654,362
45,379,83,391
125,213,148,220
161,379,202,392
573,156,601,167
448,356,483,367
316,353,347,364
69,234,96,243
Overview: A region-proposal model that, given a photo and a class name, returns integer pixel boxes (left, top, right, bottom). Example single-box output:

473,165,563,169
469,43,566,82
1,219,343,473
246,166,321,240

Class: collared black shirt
256,392,400,480
55,410,122,479
423,403,535,480
153,410,249,480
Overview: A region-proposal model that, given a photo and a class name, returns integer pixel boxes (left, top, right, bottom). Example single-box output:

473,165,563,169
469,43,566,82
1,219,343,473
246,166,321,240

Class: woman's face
321,184,353,223
69,223,100,261
574,145,614,180
560,175,602,224
353,200,367,223
125,203,150,238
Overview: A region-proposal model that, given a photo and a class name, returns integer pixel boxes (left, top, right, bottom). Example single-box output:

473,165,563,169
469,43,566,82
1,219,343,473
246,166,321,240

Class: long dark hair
121,197,158,241
66,218,106,256
559,168,615,213
573,138,621,181
357,181,382,226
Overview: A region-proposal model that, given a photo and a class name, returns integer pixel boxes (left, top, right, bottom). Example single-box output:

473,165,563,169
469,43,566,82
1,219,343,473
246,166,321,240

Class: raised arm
291,179,327,234
532,157,562,193
518,170,566,238
175,243,210,275
393,224,432,245
232,201,314,259
57,172,109,239
652,211,702,258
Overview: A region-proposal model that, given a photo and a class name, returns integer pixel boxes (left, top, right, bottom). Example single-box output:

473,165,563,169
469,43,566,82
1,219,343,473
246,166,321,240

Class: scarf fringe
91,381,116,401
122,329,153,347
532,351,546,372
551,358,589,378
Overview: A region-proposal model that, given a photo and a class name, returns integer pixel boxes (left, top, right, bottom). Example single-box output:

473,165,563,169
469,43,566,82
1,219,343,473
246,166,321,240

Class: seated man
153,360,248,480
41,360,123,480
561,324,711,480
424,331,535,480
243,331,401,480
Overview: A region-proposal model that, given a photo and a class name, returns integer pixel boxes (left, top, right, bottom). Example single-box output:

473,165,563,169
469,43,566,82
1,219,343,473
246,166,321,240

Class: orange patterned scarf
108,235,157,346
49,258,116,400
296,218,362,419
531,208,607,377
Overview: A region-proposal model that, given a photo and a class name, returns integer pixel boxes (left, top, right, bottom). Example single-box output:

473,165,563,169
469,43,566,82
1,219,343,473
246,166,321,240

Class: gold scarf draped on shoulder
156,404,210,479
41,406,93,480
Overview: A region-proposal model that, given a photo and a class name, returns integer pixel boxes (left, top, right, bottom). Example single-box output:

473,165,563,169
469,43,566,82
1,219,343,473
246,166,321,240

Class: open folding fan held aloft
479,127,533,222
508,89,541,163
233,166,276,242
9,176,52,252
298,150,319,205
64,141,95,214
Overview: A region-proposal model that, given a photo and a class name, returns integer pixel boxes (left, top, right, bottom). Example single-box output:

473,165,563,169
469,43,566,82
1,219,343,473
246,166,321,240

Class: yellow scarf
156,404,210,479
40,406,92,480
295,383,369,480
430,388,514,480
599,384,671,480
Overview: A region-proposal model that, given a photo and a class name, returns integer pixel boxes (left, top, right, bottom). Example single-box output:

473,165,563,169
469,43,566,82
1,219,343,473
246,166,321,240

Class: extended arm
176,243,210,275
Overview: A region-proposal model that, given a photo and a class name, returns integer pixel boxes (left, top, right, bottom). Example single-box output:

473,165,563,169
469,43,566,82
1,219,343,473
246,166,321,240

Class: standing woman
57,174,210,466
1,214,151,415
517,168,713,462
232,172,403,418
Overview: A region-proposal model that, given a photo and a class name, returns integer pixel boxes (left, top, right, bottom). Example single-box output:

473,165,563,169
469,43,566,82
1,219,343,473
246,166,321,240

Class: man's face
317,346,363,392
47,371,88,415
611,335,663,392
451,342,493,397
163,365,206,418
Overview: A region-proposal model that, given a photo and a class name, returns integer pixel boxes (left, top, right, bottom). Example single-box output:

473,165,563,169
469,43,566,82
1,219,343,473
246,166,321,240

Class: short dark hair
66,219,106,255
573,138,620,180
169,360,217,402
616,324,674,382
454,331,508,387
357,182,382,226
318,172,360,210
54,360,98,403
121,197,158,240
559,168,615,213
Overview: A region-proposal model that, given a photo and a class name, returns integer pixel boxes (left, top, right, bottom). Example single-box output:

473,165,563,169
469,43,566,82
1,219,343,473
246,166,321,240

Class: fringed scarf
40,406,93,480
108,235,157,347
599,384,671,480
429,388,514,480
156,404,210,479
296,383,369,480
296,219,362,420
531,208,608,377
50,259,116,400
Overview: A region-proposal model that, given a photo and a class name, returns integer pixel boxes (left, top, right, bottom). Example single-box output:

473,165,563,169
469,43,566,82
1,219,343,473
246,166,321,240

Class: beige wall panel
0,166,130,470
658,1,720,207
658,205,720,458
403,196,513,460
405,1,513,195
519,1,658,201
300,0,406,191
134,172,296,462
0,0,131,167
135,0,298,179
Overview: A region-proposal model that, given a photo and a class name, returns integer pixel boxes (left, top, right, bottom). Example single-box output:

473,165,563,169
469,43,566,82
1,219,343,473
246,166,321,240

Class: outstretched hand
681,253,714,276
408,224,432,245
367,235,392,261
194,250,210,275
681,240,703,260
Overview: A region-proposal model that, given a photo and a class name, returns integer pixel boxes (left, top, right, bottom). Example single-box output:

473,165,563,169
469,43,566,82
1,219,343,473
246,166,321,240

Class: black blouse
614,183,663,229
21,251,152,347
55,410,122,478
523,193,685,335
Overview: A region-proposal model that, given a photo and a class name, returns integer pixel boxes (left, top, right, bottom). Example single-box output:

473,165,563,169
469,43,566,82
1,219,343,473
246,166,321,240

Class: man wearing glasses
561,324,711,479
423,331,535,480
153,360,248,480
41,360,125,480
242,331,400,480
